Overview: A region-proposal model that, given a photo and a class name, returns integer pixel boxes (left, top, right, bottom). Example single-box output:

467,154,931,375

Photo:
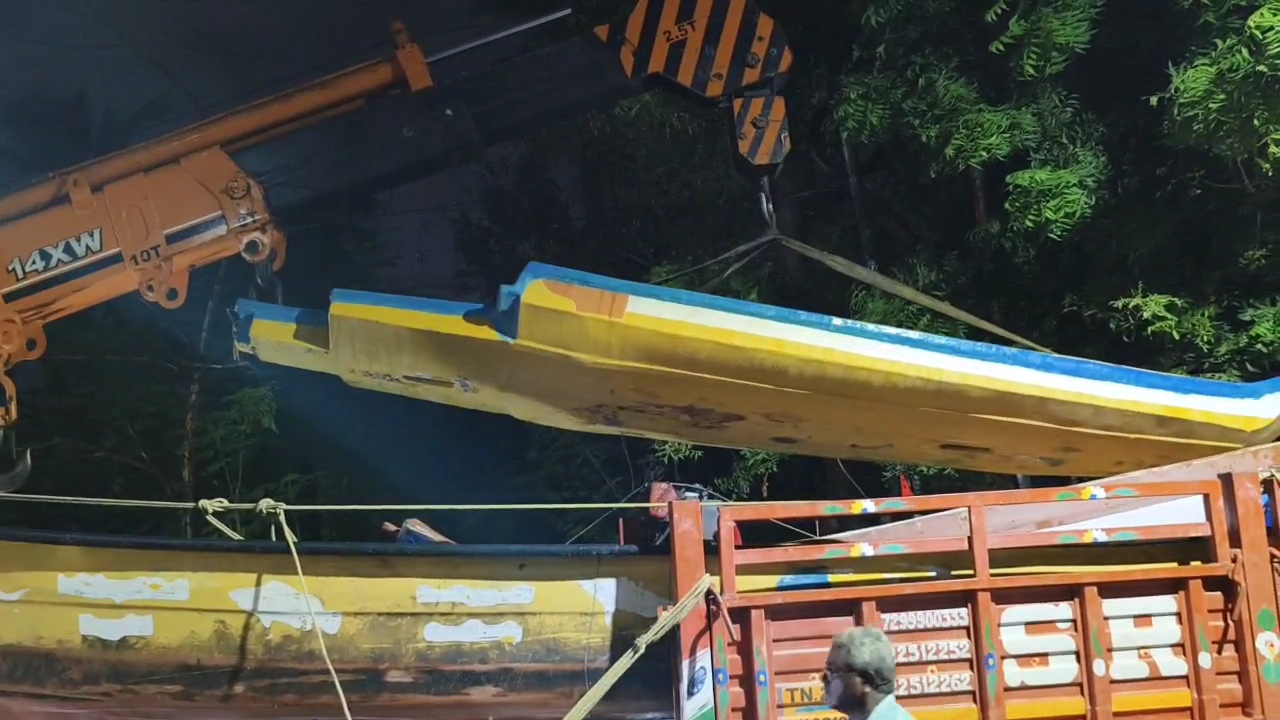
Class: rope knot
255,498,287,516
198,497,233,515
196,497,243,541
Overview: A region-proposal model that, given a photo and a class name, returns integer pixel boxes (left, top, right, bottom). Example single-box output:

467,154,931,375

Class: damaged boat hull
0,530,674,719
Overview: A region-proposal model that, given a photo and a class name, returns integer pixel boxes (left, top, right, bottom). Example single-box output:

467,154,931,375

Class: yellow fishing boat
232,262,1280,477
0,528,674,719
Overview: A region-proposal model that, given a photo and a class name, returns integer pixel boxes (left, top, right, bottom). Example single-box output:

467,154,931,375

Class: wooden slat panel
720,480,1223,522
737,536,968,566
1185,579,1221,720
989,523,1211,550
708,473,1246,720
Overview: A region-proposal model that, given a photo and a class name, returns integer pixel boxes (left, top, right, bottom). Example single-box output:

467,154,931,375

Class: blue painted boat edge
232,298,329,347
510,262,1280,401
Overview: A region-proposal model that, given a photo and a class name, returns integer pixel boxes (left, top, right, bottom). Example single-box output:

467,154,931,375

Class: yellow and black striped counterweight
594,0,793,171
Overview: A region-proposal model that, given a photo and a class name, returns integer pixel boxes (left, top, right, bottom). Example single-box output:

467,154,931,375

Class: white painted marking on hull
577,578,667,624
229,580,342,634
415,584,535,607
57,574,190,604
423,619,524,644
0,588,27,602
79,613,154,641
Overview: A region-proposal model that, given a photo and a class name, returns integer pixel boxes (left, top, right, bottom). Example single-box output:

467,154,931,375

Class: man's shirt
867,694,916,720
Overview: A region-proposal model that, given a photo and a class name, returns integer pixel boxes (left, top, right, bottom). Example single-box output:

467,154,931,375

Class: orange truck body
665,444,1280,720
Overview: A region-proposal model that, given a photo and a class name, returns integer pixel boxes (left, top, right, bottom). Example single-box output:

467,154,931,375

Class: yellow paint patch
736,572,931,593
239,317,333,374
1113,689,1192,713
782,708,978,720
1005,697,1084,719
332,301,499,340
1005,689,1192,720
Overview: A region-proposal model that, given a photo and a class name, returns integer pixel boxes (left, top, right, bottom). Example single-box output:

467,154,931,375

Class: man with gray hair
823,627,915,720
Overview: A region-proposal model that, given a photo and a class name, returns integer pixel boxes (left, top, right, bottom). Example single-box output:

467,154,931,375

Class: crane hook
0,429,31,493
758,176,777,231
248,261,284,305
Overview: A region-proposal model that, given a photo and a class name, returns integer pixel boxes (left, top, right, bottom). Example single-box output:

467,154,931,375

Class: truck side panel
713,581,1241,720
671,471,1279,720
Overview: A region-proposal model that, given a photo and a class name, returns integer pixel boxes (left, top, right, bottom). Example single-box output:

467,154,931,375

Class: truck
672,444,1280,720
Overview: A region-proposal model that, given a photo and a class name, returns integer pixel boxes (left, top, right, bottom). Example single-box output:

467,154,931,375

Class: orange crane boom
0,0,795,490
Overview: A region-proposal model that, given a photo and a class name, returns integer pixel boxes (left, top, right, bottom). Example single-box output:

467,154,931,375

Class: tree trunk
179,262,227,538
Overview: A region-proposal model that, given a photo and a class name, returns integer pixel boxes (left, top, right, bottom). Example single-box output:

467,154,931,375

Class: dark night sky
0,1,544,169
0,1,582,538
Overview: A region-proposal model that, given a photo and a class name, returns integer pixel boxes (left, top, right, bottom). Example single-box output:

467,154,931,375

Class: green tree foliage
452,0,1280,531
1162,1,1280,169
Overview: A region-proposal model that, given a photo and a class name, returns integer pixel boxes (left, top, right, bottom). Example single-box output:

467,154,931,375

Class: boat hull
232,263,1280,477
0,531,674,720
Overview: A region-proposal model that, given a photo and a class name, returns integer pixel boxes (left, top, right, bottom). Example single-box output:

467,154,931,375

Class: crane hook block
594,0,793,170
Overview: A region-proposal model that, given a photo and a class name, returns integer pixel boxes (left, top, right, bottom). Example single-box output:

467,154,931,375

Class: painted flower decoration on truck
1056,486,1136,501
1196,627,1214,670
1255,607,1280,685
850,542,876,558
1082,529,1109,543
1256,631,1280,662
823,498,909,516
